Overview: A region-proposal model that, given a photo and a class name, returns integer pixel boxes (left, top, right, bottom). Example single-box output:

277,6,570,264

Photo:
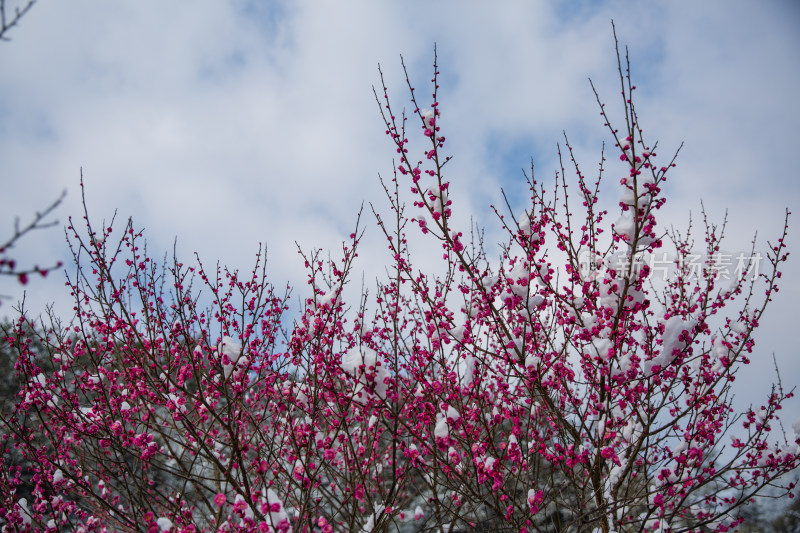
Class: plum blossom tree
1,33,798,532
1,0,64,302
0,191,65,300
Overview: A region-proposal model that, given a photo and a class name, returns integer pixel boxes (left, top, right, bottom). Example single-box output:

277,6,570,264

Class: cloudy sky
1,0,799,427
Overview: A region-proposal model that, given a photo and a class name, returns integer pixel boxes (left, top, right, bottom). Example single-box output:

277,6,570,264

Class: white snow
425,184,448,216
672,439,688,457
508,262,531,298
342,346,375,373
167,393,187,414
611,353,632,377
519,211,532,236
265,489,291,532
342,346,389,399
661,316,696,358
445,405,460,421
461,353,475,386
527,294,544,311
157,517,173,531
605,455,629,499
319,282,342,309
644,316,697,376
731,320,749,334
17,498,32,525
449,325,465,342
234,493,254,521
589,338,613,362
614,215,635,241
219,336,247,379
359,504,385,532
421,108,435,128
434,413,450,439
620,187,636,207
481,273,498,290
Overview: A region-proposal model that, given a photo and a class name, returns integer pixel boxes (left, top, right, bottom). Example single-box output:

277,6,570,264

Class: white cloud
1,0,798,427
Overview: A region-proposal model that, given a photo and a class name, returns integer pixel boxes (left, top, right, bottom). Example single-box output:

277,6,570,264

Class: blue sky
1,0,799,428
